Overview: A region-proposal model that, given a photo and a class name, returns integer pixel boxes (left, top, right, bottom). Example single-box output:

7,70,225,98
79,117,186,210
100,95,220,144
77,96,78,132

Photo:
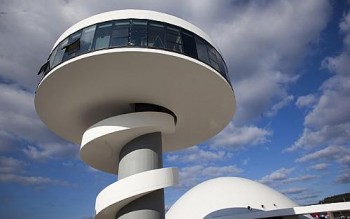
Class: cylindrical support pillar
116,132,165,219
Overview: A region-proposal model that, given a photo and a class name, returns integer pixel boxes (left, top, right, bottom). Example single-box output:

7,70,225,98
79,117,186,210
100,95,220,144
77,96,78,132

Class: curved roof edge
53,9,215,51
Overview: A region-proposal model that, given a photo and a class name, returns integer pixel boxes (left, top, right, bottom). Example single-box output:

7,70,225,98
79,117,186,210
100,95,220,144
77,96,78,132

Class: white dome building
166,177,312,219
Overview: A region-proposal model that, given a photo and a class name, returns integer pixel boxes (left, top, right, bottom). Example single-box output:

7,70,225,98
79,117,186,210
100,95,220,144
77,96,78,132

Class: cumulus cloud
0,83,79,160
22,143,78,161
322,10,350,76
178,164,242,188
0,174,72,187
282,175,317,184
211,122,272,148
336,171,350,184
259,167,294,184
287,124,350,152
280,187,307,195
309,163,328,171
259,167,317,186
0,156,26,174
0,156,73,187
289,8,350,185
265,95,294,117
166,146,229,164
296,145,350,164
296,94,317,109
215,0,330,123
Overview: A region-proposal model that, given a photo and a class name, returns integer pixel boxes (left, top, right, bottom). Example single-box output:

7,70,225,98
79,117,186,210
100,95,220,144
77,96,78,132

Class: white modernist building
35,10,350,219
35,9,235,219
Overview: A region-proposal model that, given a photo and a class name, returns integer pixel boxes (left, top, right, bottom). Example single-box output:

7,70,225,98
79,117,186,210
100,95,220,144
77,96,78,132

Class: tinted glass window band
38,19,231,87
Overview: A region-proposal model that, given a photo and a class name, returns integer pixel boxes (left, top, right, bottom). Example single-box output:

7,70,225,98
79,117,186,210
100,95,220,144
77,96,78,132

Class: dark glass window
62,31,82,61
216,50,228,79
166,25,182,53
207,44,219,71
93,22,112,50
195,37,210,65
38,61,50,75
79,25,96,54
148,22,165,49
130,20,147,47
49,46,58,69
110,20,130,47
182,30,197,59
41,19,230,87
52,38,68,67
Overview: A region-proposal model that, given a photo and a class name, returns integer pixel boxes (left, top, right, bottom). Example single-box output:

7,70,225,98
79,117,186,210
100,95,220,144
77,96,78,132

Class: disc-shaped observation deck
35,10,235,170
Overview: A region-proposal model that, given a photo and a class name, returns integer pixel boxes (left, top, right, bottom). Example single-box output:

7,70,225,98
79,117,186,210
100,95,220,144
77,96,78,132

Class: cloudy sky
0,0,349,218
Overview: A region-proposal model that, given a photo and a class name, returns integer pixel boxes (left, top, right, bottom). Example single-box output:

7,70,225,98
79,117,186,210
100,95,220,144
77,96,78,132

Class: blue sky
0,0,349,218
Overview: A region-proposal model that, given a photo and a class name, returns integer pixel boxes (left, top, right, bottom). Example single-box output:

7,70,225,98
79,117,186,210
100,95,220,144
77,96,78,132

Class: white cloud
0,174,72,187
305,77,350,128
259,167,294,184
287,124,350,152
296,94,317,109
0,156,73,187
296,145,350,165
22,143,78,161
294,145,349,184
215,0,330,123
211,122,272,148
290,10,350,187
0,130,16,152
265,95,294,117
179,164,242,188
166,146,228,164
0,83,79,160
322,11,350,76
309,163,328,171
280,187,307,195
336,171,350,184
282,175,317,184
0,156,25,174
259,167,317,186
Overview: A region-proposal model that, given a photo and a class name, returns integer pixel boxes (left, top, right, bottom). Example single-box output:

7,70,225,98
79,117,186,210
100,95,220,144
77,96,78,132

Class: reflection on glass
166,26,182,53
93,22,112,50
208,45,219,71
52,38,68,67
62,31,82,61
49,47,58,68
110,20,130,47
148,22,165,49
216,51,227,78
195,37,210,65
80,25,96,54
130,20,147,47
182,31,197,59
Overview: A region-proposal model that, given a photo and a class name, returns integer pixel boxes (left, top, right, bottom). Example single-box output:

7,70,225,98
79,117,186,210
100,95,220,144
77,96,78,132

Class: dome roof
166,177,299,219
